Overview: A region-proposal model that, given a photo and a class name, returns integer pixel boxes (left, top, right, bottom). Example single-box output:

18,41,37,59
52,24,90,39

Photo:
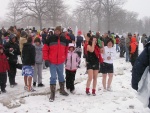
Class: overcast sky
0,0,150,20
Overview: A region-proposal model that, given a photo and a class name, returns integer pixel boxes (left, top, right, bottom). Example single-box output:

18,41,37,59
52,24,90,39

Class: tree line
3,0,150,35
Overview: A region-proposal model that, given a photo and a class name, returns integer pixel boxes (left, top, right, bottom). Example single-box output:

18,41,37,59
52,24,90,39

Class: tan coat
19,37,27,55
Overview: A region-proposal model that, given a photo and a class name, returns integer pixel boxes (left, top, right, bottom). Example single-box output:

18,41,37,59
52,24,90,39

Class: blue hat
9,34,16,40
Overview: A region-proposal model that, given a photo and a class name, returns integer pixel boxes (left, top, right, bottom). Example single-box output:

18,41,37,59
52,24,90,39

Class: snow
0,41,150,113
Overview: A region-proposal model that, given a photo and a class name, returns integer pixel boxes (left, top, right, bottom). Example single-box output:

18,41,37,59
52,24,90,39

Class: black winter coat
4,41,21,65
132,43,150,108
22,43,35,66
132,45,150,90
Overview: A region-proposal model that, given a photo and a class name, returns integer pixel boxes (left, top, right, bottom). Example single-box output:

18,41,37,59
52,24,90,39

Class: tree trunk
97,15,101,31
39,16,43,30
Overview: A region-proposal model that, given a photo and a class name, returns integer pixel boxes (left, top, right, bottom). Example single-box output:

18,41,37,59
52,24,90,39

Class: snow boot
86,88,91,95
59,82,69,96
92,89,96,96
49,85,56,102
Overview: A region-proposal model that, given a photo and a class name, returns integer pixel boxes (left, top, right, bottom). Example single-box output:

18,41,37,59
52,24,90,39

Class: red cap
78,30,82,35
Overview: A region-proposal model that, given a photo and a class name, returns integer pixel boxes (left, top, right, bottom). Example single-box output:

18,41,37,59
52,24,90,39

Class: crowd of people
0,25,149,103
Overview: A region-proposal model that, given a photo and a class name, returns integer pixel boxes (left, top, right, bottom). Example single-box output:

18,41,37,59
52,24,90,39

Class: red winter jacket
0,53,10,73
43,34,68,64
116,38,120,44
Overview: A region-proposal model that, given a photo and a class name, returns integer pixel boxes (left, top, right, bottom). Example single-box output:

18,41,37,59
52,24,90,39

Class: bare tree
46,0,66,27
7,0,26,26
23,0,48,29
102,0,125,31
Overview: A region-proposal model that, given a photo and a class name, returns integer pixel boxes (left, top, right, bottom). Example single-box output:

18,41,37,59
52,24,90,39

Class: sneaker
10,85,14,88
1,90,7,93
28,87,36,92
107,87,113,92
103,89,107,92
24,86,28,91
49,99,54,102
38,83,45,87
33,82,36,87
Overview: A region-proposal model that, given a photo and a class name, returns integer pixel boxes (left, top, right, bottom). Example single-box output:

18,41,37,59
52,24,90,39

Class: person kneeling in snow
22,37,36,92
65,43,80,94
0,45,9,93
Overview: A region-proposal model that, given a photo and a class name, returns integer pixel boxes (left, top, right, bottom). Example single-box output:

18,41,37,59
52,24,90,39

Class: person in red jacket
0,45,9,93
129,37,138,67
115,35,120,52
43,26,69,102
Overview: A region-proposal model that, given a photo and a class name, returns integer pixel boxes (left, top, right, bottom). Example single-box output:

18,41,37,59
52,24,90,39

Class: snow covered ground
1,41,150,113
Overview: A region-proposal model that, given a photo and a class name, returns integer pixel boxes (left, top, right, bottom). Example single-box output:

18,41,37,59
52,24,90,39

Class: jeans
125,46,130,62
116,44,120,52
49,63,65,85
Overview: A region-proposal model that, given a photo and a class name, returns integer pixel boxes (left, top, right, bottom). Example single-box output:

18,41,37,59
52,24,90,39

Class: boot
59,82,69,96
49,85,56,102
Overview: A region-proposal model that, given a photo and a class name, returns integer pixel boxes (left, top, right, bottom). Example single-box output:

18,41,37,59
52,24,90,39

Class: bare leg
24,76,28,86
102,74,107,89
28,76,32,91
86,69,93,88
93,70,98,89
107,73,113,88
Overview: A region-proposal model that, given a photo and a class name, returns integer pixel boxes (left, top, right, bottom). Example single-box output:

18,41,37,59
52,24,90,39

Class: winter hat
128,33,132,36
9,34,16,40
63,28,67,32
55,26,62,32
21,30,28,38
69,43,75,48
78,30,82,35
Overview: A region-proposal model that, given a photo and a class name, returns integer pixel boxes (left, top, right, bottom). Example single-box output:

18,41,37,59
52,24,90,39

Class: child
65,43,80,94
22,37,36,92
0,45,9,93
101,38,116,92
33,38,44,87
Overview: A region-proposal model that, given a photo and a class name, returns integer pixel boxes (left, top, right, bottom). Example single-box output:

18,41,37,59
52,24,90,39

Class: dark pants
120,46,125,57
8,65,17,85
65,70,76,92
0,72,7,91
76,51,81,65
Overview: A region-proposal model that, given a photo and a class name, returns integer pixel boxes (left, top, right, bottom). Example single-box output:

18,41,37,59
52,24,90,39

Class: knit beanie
55,26,62,32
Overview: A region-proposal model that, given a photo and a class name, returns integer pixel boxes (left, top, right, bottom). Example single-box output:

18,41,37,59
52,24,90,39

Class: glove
45,60,49,67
